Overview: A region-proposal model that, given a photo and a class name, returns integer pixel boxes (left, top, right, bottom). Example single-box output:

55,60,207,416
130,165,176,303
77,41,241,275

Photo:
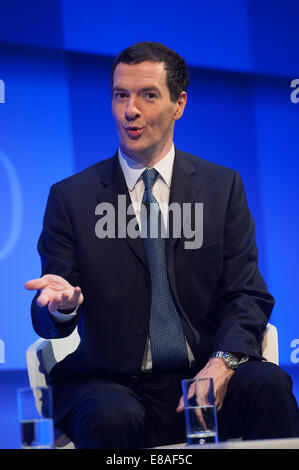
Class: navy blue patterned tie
141,168,189,372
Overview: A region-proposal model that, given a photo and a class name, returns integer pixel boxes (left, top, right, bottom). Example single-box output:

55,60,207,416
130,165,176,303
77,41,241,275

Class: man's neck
120,141,174,168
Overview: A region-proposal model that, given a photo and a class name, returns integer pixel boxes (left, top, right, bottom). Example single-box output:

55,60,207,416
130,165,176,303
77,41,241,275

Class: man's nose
125,97,141,121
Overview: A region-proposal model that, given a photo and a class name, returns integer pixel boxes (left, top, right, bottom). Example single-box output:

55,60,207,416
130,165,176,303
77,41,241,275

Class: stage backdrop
0,0,298,371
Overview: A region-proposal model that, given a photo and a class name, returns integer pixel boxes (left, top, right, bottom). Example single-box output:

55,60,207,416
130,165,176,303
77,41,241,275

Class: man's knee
70,387,147,448
232,360,293,400
94,396,146,434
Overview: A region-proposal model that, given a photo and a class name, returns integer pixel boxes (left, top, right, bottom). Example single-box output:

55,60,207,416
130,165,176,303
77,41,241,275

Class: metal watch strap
210,351,249,369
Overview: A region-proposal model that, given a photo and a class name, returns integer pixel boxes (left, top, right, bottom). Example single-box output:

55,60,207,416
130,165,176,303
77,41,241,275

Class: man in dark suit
26,42,299,448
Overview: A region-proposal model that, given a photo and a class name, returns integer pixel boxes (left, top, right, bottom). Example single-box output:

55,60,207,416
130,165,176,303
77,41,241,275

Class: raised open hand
25,274,83,313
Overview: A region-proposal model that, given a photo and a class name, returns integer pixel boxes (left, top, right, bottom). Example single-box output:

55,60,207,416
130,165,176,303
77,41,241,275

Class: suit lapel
96,153,149,271
167,148,202,253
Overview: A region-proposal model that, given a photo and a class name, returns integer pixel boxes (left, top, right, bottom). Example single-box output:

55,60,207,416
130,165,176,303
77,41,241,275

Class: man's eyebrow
139,86,161,95
112,86,128,93
112,86,161,94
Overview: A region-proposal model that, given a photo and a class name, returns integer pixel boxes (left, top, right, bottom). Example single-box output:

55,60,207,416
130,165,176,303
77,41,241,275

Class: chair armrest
26,339,53,387
262,323,279,365
26,328,81,388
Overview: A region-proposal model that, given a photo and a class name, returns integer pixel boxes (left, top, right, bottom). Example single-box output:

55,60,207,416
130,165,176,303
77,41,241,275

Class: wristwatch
210,351,249,370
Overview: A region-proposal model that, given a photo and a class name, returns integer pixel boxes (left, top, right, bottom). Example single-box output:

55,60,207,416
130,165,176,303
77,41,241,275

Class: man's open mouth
125,127,143,138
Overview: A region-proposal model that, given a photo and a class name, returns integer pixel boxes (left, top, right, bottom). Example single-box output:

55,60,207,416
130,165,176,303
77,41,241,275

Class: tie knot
141,168,159,191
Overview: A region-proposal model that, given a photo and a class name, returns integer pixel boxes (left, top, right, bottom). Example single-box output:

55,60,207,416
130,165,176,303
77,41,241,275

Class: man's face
111,61,186,165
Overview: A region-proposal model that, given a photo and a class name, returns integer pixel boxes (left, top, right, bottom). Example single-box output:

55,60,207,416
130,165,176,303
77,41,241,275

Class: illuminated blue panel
249,0,299,77
0,0,62,48
254,75,299,365
61,0,251,72
0,0,298,78
65,52,117,172
0,45,74,368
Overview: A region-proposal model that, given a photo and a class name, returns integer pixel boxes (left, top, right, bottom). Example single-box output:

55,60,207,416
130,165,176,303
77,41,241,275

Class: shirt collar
118,144,175,191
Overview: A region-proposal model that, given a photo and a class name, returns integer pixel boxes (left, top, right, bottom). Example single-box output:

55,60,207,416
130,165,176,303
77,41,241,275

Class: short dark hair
111,41,189,102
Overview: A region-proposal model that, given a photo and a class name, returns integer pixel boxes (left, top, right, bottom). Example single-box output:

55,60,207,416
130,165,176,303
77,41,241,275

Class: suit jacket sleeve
212,170,274,358
31,183,82,339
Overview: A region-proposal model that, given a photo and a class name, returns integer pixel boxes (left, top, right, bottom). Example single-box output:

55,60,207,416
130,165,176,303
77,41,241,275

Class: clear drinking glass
17,386,54,449
181,377,218,445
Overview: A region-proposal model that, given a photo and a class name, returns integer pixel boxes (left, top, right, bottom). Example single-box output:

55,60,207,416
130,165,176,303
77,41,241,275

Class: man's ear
174,91,187,121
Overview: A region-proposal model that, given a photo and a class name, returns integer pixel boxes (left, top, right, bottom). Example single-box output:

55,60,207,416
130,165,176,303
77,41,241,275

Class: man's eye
114,92,127,99
145,92,157,99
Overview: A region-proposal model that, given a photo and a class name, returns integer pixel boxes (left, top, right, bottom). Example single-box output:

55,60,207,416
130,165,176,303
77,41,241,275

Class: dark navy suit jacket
30,148,274,422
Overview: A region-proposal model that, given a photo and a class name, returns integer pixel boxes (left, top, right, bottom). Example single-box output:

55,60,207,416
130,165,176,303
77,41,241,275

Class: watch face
223,353,239,368
230,358,239,367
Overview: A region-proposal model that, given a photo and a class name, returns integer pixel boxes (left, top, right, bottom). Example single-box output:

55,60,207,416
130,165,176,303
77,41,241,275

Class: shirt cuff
50,305,79,323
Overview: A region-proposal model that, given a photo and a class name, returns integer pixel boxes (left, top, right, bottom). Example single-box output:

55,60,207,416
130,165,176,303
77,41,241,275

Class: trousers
57,361,299,449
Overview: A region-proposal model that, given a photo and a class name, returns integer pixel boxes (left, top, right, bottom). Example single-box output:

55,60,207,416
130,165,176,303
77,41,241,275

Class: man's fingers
187,382,195,400
48,295,63,313
48,287,83,313
177,382,198,412
176,395,185,412
61,287,82,307
36,289,51,307
37,290,67,311
195,407,207,430
61,291,70,302
25,274,72,292
214,395,223,412
73,286,84,305
36,285,59,308
25,278,48,291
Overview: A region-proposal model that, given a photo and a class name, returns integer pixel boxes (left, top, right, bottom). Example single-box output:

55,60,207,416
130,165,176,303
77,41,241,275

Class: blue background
0,0,298,448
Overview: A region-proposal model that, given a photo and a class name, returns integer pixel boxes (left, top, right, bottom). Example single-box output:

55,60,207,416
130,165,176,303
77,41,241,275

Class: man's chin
120,142,151,162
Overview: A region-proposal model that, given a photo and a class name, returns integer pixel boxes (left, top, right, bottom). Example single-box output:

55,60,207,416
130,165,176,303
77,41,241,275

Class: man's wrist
210,351,249,370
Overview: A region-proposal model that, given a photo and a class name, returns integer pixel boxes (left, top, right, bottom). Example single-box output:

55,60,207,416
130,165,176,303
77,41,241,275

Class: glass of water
181,377,218,445
17,386,54,449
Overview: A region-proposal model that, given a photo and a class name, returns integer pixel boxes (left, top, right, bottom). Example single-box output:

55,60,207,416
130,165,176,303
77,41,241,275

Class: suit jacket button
143,277,150,287
137,324,147,335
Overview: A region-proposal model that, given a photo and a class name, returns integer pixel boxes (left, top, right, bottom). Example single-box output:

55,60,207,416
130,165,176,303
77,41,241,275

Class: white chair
26,323,279,449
